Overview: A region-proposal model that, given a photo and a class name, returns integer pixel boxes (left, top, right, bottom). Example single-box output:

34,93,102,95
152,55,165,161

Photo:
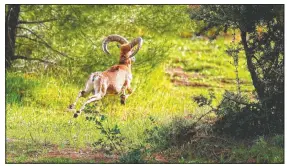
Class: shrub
230,136,284,163
146,117,196,150
119,148,146,164
214,91,281,138
190,5,284,134
85,110,126,155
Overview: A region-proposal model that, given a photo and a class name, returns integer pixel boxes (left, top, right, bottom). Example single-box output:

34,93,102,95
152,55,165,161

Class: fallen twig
193,136,234,145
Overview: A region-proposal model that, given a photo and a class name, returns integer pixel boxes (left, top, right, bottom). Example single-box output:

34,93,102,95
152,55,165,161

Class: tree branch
195,23,214,36
18,19,57,24
240,30,265,101
12,55,56,64
80,30,97,47
193,136,234,145
17,34,48,45
194,108,216,126
222,94,266,111
17,26,69,58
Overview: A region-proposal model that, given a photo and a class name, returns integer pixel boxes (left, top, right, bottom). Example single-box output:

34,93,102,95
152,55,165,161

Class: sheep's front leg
120,90,127,105
120,80,133,105
126,87,133,95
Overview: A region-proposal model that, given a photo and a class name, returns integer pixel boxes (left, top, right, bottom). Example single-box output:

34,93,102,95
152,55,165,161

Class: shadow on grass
6,140,119,164
140,116,284,164
6,73,41,105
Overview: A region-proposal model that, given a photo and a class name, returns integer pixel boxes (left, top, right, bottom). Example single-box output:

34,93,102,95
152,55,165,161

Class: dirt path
43,146,119,163
6,138,171,163
6,138,119,163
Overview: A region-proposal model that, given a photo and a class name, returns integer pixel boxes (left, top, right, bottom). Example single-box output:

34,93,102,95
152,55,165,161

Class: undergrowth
6,5,282,164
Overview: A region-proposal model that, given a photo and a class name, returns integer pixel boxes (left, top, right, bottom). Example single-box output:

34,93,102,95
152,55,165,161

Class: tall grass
6,34,253,150
6,5,265,163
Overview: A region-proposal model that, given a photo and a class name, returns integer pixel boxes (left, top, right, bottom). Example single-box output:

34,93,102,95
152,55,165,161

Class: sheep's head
102,35,143,64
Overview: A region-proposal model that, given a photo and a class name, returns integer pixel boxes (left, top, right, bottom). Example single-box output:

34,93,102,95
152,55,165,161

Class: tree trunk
240,30,266,102
5,5,20,69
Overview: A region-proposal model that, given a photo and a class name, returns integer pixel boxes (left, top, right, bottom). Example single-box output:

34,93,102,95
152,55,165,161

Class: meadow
6,5,283,163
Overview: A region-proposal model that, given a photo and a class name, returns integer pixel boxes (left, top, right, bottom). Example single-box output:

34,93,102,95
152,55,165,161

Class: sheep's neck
119,54,132,70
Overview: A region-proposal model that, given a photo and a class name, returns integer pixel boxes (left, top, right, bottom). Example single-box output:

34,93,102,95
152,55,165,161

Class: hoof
73,113,78,118
69,104,75,109
120,99,126,105
120,95,126,105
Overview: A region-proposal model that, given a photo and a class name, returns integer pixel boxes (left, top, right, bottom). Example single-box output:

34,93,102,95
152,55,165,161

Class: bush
190,5,284,134
214,91,282,138
6,73,40,105
230,136,284,163
146,117,196,150
119,148,146,164
270,135,284,148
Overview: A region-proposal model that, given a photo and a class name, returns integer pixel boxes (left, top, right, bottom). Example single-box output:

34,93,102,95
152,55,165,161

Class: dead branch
80,30,97,47
222,94,264,111
194,108,217,126
18,19,57,24
12,55,56,64
17,26,69,58
193,135,234,145
212,150,220,161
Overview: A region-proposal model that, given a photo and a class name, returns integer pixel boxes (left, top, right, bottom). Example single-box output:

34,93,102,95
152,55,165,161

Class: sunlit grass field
6,32,256,162
7,5,283,164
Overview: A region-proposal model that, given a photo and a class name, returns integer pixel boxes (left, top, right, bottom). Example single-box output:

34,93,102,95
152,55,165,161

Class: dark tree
5,5,20,68
5,5,69,70
190,5,284,133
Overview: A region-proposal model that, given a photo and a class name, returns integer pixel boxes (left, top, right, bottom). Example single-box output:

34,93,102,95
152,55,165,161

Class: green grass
6,5,281,164
6,35,282,163
31,158,96,164
229,136,284,163
6,34,257,163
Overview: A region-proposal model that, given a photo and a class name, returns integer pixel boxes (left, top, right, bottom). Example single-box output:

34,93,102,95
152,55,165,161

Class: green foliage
189,5,283,33
13,5,192,73
32,158,95,164
119,148,146,164
192,90,215,107
135,5,193,34
146,117,196,150
6,73,40,105
270,135,284,148
6,5,282,164
191,90,282,138
215,91,250,116
86,112,126,155
190,5,284,133
230,136,284,163
8,157,95,164
214,91,282,138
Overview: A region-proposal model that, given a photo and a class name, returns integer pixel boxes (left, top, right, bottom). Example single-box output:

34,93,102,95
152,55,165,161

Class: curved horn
129,37,143,58
102,35,129,55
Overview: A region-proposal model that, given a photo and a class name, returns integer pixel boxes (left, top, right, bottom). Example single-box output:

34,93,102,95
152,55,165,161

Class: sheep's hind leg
69,73,96,110
73,94,103,118
69,90,91,110
74,81,106,118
